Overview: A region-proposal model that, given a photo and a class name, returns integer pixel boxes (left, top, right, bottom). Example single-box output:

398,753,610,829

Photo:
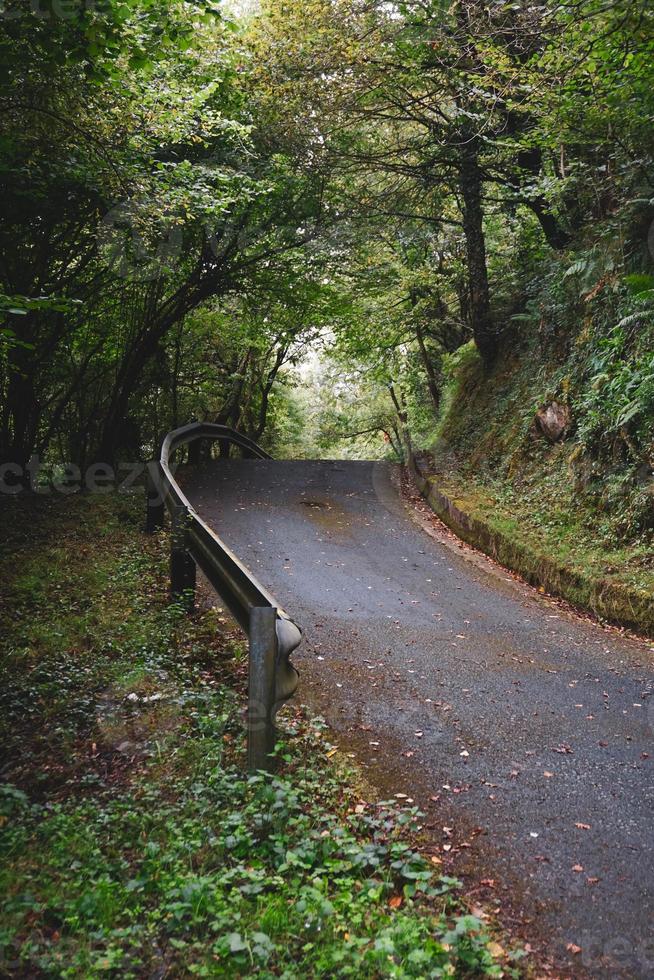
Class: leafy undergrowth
0,492,521,978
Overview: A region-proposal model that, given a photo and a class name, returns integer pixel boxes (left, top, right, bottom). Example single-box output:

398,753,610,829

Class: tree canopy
1,0,653,482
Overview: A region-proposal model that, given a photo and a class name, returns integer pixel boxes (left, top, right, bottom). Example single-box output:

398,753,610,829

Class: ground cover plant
0,492,519,978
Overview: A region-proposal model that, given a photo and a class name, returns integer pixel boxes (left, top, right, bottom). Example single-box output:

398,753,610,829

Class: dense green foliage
0,0,341,468
2,0,652,500
0,494,515,977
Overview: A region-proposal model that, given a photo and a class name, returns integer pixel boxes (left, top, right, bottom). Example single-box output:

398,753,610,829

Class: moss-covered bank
409,276,654,635
409,454,654,637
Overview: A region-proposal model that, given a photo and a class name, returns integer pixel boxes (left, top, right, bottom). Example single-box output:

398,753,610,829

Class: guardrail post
248,606,278,772
170,503,196,612
145,462,165,533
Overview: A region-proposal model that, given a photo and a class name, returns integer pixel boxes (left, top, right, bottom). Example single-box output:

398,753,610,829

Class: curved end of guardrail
275,616,301,707
147,421,303,773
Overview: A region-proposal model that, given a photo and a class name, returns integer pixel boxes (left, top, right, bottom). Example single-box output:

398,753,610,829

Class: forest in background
1,0,653,561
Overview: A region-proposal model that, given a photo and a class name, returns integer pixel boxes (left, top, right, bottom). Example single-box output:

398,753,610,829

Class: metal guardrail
145,422,301,772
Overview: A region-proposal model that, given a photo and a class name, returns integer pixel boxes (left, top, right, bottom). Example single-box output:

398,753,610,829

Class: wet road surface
184,459,654,978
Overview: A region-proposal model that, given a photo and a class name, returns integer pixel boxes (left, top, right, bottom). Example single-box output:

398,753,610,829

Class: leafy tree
0,0,335,468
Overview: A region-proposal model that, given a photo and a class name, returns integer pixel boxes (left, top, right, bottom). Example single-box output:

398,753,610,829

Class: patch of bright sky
222,0,261,17
223,0,401,19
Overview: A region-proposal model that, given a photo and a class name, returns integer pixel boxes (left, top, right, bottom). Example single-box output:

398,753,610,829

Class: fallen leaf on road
543,771,554,778
566,943,582,955
572,864,584,872
575,822,591,830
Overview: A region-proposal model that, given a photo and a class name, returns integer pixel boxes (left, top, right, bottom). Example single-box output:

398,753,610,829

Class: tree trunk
514,146,571,250
458,139,496,365
414,320,440,414
1,340,41,483
215,351,251,457
252,346,287,442
388,382,412,459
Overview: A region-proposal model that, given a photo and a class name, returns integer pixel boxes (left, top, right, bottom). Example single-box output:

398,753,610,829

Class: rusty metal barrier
145,422,301,772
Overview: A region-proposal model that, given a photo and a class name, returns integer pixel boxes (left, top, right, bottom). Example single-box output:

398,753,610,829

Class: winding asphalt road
184,459,654,978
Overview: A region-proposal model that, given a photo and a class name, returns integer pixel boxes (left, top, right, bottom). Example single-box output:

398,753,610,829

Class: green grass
0,493,519,978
